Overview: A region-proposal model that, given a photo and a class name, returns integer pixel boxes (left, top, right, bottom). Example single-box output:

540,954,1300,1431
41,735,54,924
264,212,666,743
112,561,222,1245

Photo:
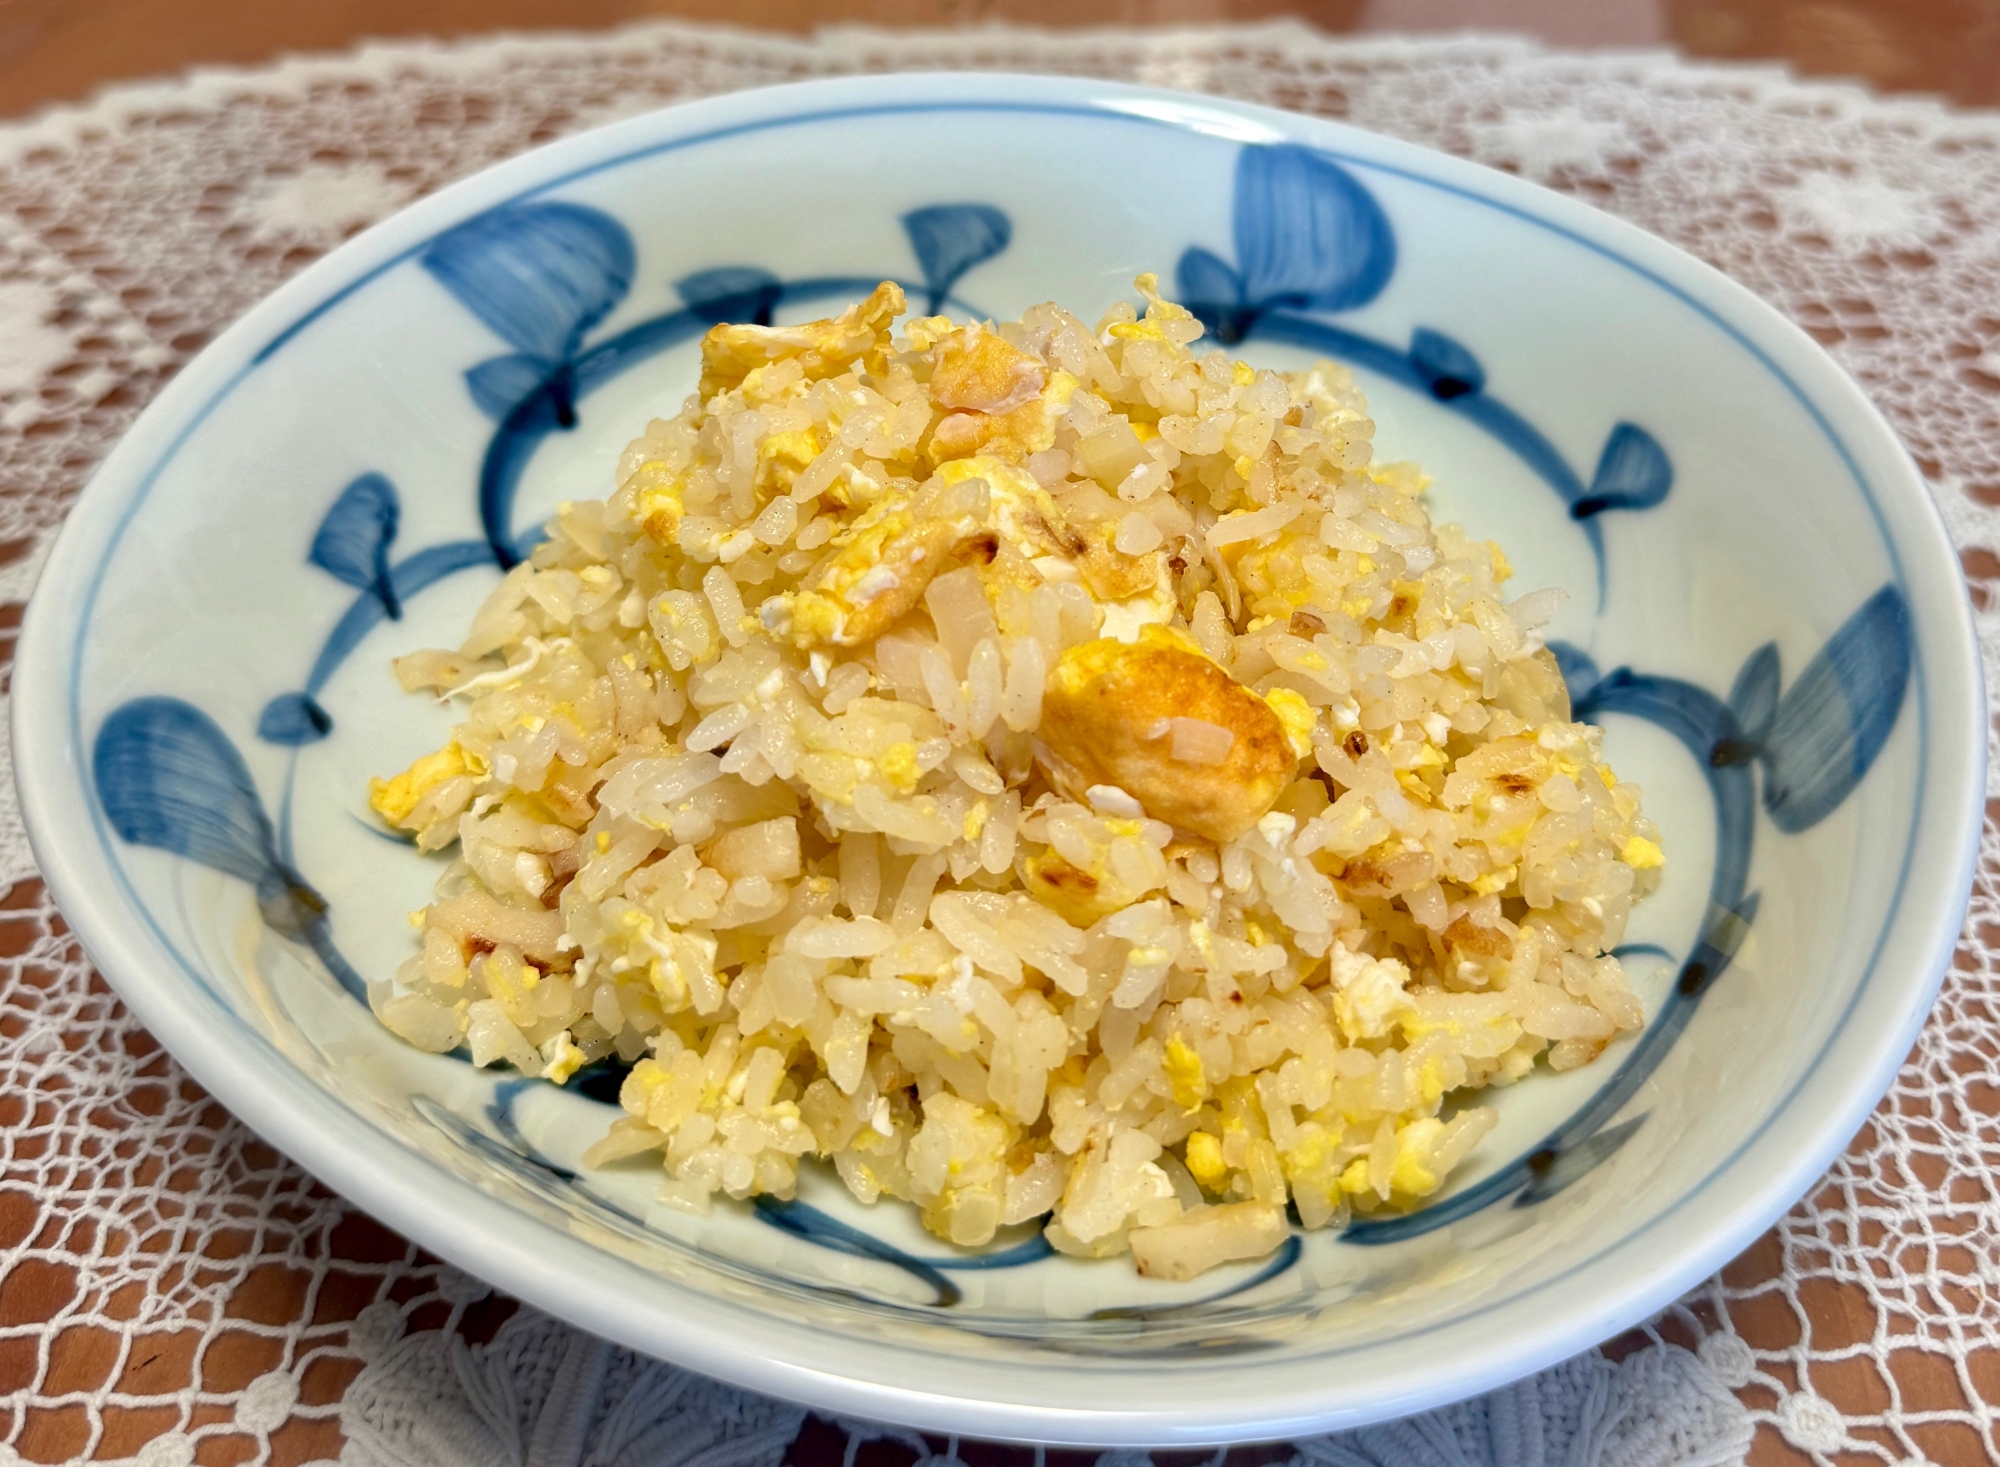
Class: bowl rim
12,69,1986,1444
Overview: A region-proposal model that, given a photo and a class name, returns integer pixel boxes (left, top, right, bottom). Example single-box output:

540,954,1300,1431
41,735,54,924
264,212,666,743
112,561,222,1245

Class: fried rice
367,277,1663,1280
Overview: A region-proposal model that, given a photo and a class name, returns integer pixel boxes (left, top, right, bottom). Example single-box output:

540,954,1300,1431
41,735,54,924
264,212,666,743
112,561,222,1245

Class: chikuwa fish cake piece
1036,626,1308,842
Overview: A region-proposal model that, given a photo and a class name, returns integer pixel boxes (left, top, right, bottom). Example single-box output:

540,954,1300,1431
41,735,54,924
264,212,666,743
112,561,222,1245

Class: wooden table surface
0,0,1996,119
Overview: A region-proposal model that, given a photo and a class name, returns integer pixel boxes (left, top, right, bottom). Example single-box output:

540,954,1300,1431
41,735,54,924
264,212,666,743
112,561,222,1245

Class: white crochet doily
0,20,1995,1467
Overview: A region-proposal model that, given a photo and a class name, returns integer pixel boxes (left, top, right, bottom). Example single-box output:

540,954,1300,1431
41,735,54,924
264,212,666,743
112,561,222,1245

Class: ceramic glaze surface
12,74,1983,1444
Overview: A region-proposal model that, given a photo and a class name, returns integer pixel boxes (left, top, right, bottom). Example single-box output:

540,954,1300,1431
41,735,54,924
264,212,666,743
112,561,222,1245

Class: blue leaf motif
901,204,1011,310
1759,586,1912,833
755,1197,961,1306
422,202,636,361
1233,144,1395,312
1708,642,1780,768
573,1056,635,1105
1728,644,1781,745
258,692,333,746
1515,1113,1648,1206
1176,246,1242,309
1572,423,1672,519
1408,328,1486,401
95,697,278,888
97,697,367,999
676,266,783,325
309,473,400,617
466,353,555,419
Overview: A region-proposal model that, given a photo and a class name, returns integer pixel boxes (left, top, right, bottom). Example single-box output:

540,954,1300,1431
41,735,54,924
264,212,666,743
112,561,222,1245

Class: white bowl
13,72,1984,1444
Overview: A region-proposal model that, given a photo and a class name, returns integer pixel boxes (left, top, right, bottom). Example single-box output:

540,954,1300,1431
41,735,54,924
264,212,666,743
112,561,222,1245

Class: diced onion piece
705,818,802,881
1168,716,1236,766
1076,421,1148,489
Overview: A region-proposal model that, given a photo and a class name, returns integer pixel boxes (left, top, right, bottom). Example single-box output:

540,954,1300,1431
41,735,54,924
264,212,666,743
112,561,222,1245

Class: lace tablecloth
0,20,1995,1467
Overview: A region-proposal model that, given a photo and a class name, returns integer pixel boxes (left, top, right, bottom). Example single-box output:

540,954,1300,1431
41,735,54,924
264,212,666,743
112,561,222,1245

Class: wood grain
0,0,1997,121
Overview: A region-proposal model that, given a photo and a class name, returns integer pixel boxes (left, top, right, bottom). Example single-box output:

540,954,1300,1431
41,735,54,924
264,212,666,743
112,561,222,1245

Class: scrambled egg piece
698,281,903,398
1036,625,1301,842
929,325,1045,414
369,743,478,824
755,428,822,492
1621,835,1666,870
1022,849,1118,925
1327,943,1417,1042
620,458,685,547
773,454,1089,651
1184,1131,1227,1187
1163,1035,1209,1112
937,456,1063,556
925,321,1080,466
773,457,1044,649
1096,574,1177,643
541,1031,586,1085
777,495,969,649
1263,688,1318,760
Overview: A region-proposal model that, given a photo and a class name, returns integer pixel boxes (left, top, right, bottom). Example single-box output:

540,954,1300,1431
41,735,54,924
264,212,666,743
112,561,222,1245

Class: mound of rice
368,277,1663,1280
